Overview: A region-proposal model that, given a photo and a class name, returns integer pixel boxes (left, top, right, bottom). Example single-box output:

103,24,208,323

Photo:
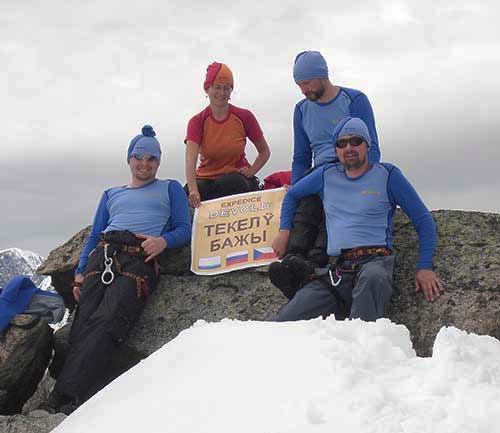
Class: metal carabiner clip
328,267,342,287
101,244,115,285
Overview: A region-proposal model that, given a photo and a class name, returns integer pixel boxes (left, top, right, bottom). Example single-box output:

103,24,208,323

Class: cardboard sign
191,188,286,275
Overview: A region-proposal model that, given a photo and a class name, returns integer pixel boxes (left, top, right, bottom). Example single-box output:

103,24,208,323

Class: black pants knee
194,173,259,201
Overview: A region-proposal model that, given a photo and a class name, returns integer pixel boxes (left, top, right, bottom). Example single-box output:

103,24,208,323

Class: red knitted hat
204,62,234,91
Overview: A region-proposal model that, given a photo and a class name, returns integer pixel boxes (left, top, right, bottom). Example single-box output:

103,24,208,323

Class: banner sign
191,188,286,275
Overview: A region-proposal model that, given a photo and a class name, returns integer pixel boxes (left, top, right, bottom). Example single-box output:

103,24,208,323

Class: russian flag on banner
253,247,277,261
226,251,249,266
198,256,221,270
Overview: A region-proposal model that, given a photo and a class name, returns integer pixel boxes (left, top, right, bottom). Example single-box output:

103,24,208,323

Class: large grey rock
0,316,53,415
37,226,91,311
387,210,500,355
40,210,500,362
0,410,66,433
37,226,192,311
128,266,286,355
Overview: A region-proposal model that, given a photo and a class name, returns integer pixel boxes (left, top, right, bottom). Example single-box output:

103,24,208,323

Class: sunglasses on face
335,136,366,149
132,154,158,162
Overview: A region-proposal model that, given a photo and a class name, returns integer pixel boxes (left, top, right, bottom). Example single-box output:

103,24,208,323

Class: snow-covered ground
53,317,500,433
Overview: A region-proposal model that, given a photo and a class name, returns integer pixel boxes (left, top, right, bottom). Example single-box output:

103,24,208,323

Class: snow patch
52,318,500,433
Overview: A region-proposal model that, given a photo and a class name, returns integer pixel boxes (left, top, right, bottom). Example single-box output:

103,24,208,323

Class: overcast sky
1,0,499,256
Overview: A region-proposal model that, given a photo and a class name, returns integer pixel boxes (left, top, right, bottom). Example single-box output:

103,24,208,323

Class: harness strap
97,241,146,256
339,246,391,261
83,243,157,300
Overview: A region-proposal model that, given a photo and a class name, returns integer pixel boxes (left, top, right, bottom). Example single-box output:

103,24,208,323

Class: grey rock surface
128,266,286,355
37,226,192,310
22,373,55,415
0,316,53,415
387,210,500,356
0,410,66,433
37,226,91,311
40,210,500,361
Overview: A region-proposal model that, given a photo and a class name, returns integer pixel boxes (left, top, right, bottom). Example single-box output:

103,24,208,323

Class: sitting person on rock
185,61,271,208
271,117,443,321
43,125,191,414
269,51,381,295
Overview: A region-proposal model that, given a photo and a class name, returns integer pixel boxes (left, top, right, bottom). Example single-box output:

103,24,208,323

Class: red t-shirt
185,104,264,179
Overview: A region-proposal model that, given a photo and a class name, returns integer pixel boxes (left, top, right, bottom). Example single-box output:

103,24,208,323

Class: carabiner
101,244,115,285
328,267,342,287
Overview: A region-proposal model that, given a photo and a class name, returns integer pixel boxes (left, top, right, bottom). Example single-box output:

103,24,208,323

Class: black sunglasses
335,136,365,149
133,154,158,162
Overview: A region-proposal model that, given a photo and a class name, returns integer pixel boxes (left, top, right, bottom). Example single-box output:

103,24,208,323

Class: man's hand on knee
272,230,290,259
415,269,444,302
136,234,167,262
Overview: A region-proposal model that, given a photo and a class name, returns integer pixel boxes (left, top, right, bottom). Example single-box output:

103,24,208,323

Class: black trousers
54,231,159,403
286,195,328,268
188,173,259,201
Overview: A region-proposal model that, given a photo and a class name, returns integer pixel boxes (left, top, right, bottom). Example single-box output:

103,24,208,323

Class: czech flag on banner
198,256,221,270
226,251,248,266
253,247,276,261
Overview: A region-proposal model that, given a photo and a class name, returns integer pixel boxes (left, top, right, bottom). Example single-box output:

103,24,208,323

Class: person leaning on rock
272,117,443,322
269,51,381,298
42,125,191,415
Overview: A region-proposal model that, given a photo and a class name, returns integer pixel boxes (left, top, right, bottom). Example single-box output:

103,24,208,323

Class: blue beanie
293,51,329,82
127,125,161,163
332,117,371,147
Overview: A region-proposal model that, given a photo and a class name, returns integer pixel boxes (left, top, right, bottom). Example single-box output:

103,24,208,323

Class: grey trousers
274,255,395,322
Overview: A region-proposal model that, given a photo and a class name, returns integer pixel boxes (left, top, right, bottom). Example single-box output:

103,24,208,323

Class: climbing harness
84,240,159,300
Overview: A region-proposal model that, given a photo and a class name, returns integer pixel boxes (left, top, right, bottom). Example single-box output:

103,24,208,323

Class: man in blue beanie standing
43,125,191,414
269,51,381,300
272,117,443,321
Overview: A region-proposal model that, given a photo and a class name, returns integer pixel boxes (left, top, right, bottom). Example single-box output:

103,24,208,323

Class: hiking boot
39,390,76,415
286,255,314,286
59,401,78,415
268,261,298,300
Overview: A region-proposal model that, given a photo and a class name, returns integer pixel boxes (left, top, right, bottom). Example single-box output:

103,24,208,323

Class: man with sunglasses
269,51,381,299
43,125,191,414
272,117,443,322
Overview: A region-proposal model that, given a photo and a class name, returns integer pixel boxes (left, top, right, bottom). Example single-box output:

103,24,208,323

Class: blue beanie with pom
127,125,161,163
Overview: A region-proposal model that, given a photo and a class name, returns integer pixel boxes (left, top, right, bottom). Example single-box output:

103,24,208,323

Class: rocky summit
3,209,500,433
39,210,500,358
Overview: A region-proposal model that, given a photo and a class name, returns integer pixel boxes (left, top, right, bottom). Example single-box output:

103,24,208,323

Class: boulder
128,266,285,356
37,226,91,311
37,226,192,311
39,210,500,362
387,210,500,355
0,315,53,415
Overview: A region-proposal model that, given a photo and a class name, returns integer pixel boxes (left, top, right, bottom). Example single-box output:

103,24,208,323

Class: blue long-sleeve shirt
292,87,380,184
281,163,436,270
76,179,191,274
